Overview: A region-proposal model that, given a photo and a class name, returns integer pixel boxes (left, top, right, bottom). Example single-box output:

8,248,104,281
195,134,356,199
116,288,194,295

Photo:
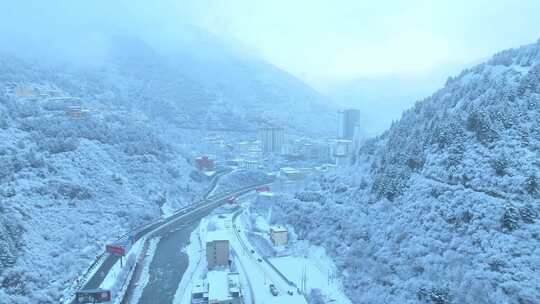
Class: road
226,198,309,304
66,167,268,304
68,173,227,304
131,186,270,304
71,200,219,299
231,211,293,295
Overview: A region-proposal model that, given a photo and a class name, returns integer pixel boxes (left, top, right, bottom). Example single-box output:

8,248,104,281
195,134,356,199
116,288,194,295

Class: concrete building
191,280,208,304
306,142,332,162
258,127,285,154
196,156,215,171
191,272,242,304
332,139,353,157
332,139,353,167
226,158,260,170
238,159,259,170
207,271,242,304
14,84,36,97
282,137,332,163
270,225,288,246
315,164,337,173
206,231,230,269
65,106,90,119
257,191,275,202
279,167,304,180
338,109,360,140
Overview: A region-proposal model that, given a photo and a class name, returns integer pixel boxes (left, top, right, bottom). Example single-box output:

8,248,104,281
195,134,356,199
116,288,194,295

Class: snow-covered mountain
0,61,210,303
265,40,540,303
60,32,335,135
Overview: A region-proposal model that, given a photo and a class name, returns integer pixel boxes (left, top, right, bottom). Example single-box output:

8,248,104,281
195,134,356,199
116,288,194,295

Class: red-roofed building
196,156,215,171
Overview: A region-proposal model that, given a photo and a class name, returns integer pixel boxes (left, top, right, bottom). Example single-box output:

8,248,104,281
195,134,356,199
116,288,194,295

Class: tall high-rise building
338,109,360,140
258,127,285,154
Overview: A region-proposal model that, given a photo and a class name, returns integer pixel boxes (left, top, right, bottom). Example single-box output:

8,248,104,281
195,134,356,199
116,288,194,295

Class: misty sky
1,0,540,89
188,0,540,86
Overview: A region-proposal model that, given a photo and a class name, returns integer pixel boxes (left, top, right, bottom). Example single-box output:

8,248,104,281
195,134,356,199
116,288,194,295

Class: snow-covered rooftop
227,272,240,293
258,191,275,197
280,167,301,174
203,170,216,177
206,230,229,242
191,280,207,294
270,225,287,232
207,271,231,301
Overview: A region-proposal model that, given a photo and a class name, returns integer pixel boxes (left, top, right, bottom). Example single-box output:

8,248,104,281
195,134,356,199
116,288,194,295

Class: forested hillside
262,40,540,304
0,62,208,303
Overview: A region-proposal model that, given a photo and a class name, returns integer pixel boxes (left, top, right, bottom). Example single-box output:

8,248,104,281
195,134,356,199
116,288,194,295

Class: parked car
269,284,279,296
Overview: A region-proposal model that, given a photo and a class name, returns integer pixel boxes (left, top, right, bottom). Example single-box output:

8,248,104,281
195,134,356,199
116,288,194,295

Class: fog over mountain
325,66,468,135
0,1,335,134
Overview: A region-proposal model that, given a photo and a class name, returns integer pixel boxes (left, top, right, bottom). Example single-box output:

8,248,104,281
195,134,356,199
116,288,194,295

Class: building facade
206,231,230,269
238,159,259,170
331,139,353,167
338,109,360,140
279,167,304,180
196,156,215,171
258,127,285,154
270,226,288,246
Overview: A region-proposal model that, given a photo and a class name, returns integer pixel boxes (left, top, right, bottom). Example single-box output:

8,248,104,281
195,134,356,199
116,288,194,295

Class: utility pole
328,269,330,285
301,265,307,294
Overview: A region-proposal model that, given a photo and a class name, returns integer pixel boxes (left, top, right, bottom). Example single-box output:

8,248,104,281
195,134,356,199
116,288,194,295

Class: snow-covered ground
98,239,144,304
269,251,352,304
244,198,352,304
99,244,137,290
127,237,160,304
172,217,206,304
171,191,352,304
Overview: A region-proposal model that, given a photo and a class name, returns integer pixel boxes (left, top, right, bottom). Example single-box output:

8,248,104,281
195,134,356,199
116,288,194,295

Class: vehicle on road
76,289,111,303
257,258,262,262
256,186,270,192
269,284,279,296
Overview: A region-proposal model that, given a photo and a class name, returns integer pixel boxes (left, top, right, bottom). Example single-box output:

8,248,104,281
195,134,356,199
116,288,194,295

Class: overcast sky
2,0,540,88
185,0,540,86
